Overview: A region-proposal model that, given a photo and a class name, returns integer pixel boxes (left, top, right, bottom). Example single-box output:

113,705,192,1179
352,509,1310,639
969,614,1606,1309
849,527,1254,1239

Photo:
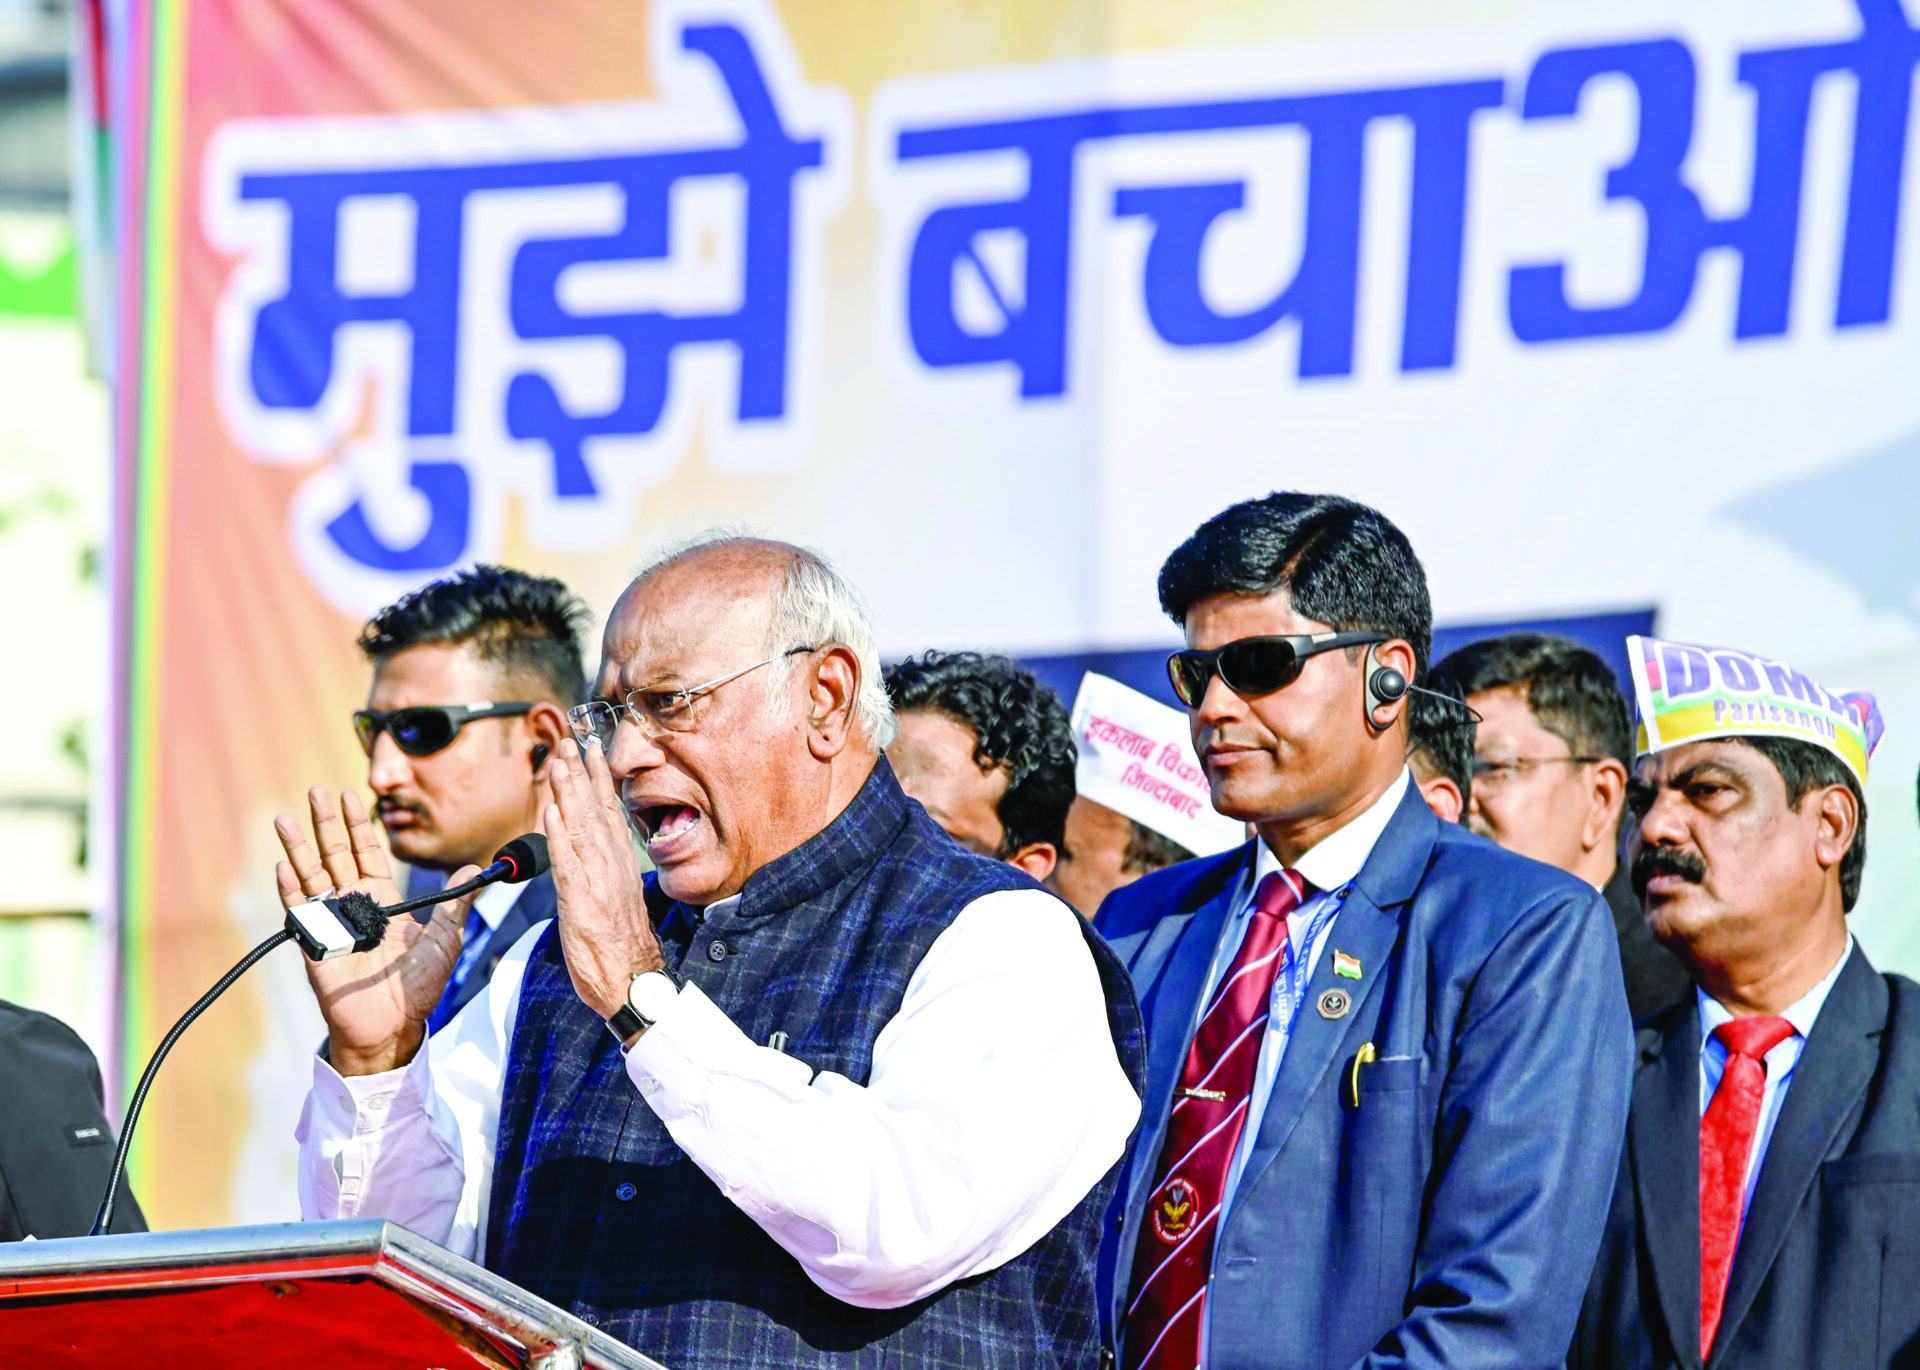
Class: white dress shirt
296,886,1141,1310
1697,936,1852,1222
1199,768,1410,1217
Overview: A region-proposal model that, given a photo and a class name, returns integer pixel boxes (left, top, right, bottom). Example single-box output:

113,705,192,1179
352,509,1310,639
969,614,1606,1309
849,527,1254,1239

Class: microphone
489,832,551,884
282,890,391,961
377,833,550,922
90,833,549,1235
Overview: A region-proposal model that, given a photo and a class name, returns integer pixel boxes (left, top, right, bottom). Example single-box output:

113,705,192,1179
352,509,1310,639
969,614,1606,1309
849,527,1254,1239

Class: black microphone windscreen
492,833,550,883
335,891,390,947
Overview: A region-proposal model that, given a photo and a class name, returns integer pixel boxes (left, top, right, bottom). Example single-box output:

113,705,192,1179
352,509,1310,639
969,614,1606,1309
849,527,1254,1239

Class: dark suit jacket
1603,861,1692,1020
1095,784,1633,1370
406,866,556,1024
1570,946,1920,1370
0,1001,145,1239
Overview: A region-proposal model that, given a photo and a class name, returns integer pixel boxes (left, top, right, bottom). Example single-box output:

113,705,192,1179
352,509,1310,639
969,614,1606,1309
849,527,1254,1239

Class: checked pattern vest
485,759,1145,1370
1122,869,1312,1370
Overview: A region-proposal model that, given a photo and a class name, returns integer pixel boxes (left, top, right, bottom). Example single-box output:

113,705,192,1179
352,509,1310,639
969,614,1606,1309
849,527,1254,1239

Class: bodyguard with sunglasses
1094,493,1632,1370
278,565,586,1032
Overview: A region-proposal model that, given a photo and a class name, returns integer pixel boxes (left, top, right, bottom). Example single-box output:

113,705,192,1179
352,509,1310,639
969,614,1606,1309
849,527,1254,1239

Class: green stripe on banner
122,0,188,1200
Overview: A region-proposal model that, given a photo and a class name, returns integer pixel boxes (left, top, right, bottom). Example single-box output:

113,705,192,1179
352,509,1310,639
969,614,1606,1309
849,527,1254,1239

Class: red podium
0,1218,670,1368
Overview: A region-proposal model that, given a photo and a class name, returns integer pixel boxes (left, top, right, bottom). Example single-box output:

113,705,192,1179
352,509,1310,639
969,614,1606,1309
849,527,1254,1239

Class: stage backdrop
115,0,1920,1227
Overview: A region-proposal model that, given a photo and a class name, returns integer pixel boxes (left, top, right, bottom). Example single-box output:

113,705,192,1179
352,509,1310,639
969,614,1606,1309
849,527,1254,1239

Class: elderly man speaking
281,535,1144,1368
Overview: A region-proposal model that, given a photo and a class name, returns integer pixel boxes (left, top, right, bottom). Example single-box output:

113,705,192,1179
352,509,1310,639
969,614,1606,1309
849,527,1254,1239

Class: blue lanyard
1267,883,1347,1035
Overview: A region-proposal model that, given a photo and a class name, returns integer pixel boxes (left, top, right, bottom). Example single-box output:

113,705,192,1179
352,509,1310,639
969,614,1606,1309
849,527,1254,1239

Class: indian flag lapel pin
1333,950,1363,981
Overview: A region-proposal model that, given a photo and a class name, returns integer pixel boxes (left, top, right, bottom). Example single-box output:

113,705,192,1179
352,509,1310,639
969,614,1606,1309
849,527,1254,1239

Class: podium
0,1218,670,1369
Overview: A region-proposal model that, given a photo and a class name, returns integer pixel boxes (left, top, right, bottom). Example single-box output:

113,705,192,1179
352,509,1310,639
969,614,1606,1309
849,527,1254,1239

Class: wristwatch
606,968,683,1044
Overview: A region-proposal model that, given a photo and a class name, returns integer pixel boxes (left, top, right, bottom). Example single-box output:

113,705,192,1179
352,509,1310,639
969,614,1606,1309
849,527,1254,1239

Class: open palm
274,787,475,1075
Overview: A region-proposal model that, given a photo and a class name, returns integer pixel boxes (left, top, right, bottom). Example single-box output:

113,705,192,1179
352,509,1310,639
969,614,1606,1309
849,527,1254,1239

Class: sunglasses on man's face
352,702,534,758
1167,632,1389,708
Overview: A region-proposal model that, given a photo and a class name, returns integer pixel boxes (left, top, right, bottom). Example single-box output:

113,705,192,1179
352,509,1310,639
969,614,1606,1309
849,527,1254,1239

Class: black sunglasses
352,702,534,758
1168,632,1389,708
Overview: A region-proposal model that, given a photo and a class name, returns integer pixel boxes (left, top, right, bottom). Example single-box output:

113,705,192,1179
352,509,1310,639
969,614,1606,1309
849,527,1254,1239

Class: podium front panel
0,1219,669,1369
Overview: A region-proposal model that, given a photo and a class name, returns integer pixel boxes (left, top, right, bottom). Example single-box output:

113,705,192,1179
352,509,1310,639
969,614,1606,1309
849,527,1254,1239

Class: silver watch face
628,970,680,1023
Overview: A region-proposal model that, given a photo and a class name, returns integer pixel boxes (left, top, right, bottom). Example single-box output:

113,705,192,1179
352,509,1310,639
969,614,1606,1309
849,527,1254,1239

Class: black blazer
407,866,557,1025
1602,861,1692,1021
0,1001,145,1239
1570,945,1920,1370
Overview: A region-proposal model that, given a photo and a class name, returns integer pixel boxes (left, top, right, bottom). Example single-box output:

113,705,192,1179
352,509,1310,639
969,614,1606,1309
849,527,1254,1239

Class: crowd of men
8,490,1914,1370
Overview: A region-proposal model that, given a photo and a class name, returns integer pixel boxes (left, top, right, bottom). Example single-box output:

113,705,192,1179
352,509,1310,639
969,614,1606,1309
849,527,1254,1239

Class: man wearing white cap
1571,637,1920,1370
1051,673,1246,919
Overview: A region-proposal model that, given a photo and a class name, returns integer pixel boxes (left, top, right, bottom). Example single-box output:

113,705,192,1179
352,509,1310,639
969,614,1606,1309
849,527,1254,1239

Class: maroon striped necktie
1121,869,1312,1370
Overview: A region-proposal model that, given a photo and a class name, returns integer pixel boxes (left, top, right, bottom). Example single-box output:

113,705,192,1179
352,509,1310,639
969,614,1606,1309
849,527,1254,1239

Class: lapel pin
1317,987,1352,1020
1333,950,1363,980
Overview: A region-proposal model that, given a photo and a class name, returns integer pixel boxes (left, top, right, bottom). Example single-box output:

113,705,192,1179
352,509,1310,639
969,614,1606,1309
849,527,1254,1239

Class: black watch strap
606,1004,646,1042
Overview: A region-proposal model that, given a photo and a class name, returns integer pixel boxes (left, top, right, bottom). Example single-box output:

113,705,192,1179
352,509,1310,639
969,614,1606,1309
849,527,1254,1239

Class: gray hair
634,528,897,749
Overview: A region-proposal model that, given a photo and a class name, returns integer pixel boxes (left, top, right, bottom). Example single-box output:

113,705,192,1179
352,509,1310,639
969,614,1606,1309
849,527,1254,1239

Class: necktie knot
1253,869,1313,922
1712,1014,1795,1064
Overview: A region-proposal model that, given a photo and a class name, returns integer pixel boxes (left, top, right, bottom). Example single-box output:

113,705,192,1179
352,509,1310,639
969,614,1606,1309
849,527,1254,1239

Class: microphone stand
89,833,547,1235
90,928,293,1237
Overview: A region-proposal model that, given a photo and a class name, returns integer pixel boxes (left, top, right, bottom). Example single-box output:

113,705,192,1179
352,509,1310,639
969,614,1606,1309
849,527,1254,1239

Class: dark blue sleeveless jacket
486,759,1146,1368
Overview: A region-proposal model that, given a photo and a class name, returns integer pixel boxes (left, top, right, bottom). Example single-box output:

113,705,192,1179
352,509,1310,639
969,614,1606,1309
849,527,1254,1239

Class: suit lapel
1709,947,1885,1366
1230,882,1404,1206
1631,1003,1705,1369
1226,786,1431,1212
487,873,553,970
437,874,556,1021
1111,846,1252,1325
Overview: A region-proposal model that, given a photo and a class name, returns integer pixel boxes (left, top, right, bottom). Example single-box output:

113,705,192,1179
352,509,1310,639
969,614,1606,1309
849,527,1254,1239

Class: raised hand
274,786,472,1076
543,737,664,1021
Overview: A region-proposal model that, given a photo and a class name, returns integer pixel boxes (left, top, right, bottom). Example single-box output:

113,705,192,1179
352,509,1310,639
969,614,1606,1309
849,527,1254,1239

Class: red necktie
1699,1014,1795,1357
1122,870,1312,1370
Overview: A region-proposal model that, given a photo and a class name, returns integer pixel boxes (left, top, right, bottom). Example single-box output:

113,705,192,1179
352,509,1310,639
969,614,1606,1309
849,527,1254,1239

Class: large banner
118,0,1920,1226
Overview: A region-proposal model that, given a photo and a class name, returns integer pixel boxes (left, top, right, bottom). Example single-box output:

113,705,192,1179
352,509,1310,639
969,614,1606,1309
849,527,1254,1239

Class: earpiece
531,744,551,772
1364,644,1408,729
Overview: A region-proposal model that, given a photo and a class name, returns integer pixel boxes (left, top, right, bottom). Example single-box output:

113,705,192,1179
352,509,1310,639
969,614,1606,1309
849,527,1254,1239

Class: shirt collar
1252,768,1412,894
471,879,521,931
1698,934,1854,1047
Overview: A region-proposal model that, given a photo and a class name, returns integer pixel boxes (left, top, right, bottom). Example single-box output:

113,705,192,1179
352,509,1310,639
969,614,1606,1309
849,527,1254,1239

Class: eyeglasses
1471,754,1602,789
1168,632,1389,708
353,702,534,758
568,645,818,747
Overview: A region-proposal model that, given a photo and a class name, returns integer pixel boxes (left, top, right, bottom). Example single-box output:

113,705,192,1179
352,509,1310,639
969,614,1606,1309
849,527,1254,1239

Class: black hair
359,564,591,706
1158,492,1433,680
1407,674,1473,816
1124,819,1195,875
1428,632,1632,768
883,651,1077,857
1736,736,1868,913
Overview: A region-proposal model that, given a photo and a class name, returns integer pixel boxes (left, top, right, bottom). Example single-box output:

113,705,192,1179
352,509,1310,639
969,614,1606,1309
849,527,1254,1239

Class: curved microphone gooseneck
88,833,549,1237
380,832,551,919
89,928,292,1236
